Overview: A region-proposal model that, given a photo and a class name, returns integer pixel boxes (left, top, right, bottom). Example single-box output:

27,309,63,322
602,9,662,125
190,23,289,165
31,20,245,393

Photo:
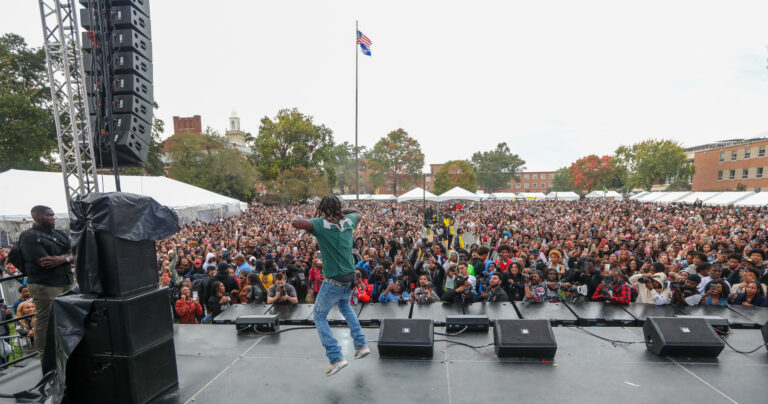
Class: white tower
225,110,246,147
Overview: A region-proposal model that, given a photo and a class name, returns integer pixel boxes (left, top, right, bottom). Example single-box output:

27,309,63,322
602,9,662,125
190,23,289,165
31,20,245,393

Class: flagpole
355,20,359,200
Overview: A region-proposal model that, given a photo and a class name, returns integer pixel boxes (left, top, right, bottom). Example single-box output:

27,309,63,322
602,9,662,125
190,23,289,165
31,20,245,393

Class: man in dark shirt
18,206,74,361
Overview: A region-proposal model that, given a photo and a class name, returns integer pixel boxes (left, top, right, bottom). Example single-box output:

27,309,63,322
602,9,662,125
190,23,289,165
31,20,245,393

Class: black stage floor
1,302,767,404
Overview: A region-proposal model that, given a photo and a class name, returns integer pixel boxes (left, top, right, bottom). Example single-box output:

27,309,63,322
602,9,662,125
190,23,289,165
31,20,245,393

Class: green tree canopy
614,139,694,191
433,160,477,194
251,108,335,182
368,129,424,196
0,33,57,172
470,142,526,193
262,167,330,204
168,128,256,201
549,167,575,192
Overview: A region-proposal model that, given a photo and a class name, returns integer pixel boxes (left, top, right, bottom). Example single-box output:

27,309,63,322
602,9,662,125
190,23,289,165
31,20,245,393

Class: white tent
734,193,768,207
652,192,693,203
585,190,624,200
438,187,482,202
629,191,650,200
369,194,396,201
675,192,722,204
397,187,438,202
489,192,517,200
0,169,247,225
702,192,756,206
516,192,546,200
636,192,668,203
545,192,580,201
339,194,371,201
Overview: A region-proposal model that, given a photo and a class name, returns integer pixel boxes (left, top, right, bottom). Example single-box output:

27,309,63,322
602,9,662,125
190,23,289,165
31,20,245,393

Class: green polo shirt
309,214,358,279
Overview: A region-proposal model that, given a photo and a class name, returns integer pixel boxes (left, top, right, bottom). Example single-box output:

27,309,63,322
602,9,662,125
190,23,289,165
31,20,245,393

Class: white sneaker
354,346,370,360
326,359,348,376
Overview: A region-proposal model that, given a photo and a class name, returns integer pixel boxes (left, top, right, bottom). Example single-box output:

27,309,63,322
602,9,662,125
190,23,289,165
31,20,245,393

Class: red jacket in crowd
175,298,203,324
352,280,372,304
309,266,324,293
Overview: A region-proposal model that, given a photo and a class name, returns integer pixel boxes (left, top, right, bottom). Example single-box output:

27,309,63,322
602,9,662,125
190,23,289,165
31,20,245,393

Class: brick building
501,171,556,192
690,138,768,191
172,115,202,135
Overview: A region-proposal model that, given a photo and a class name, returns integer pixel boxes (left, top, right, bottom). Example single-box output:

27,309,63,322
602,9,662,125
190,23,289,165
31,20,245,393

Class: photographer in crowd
411,281,440,303
671,273,703,306
267,273,299,305
591,269,632,304
378,279,410,303
629,271,671,305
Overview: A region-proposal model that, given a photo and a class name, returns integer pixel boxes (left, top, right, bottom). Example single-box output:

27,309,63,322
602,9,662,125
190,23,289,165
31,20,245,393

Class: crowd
2,199,768,328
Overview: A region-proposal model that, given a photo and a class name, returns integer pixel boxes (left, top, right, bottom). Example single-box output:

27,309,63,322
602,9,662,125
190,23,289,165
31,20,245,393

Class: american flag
357,30,372,56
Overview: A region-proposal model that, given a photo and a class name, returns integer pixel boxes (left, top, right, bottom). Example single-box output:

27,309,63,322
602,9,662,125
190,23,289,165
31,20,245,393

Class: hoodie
202,253,217,273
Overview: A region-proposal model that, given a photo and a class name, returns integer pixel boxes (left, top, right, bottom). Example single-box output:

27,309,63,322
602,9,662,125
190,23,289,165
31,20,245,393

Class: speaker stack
65,232,178,404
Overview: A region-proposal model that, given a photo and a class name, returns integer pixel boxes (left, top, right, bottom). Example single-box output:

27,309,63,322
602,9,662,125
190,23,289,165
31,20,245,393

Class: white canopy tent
652,192,693,203
702,192,756,206
438,187,482,202
0,169,248,226
489,192,517,200
734,192,768,207
675,192,722,204
339,194,371,201
635,192,668,203
369,194,397,201
629,191,650,200
516,192,546,200
544,192,580,201
397,187,437,202
584,190,624,200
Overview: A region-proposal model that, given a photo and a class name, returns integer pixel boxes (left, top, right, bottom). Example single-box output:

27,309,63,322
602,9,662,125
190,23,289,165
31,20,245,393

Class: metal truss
38,0,99,211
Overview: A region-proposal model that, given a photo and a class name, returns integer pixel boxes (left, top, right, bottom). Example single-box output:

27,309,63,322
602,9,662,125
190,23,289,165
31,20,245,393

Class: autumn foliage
569,155,615,193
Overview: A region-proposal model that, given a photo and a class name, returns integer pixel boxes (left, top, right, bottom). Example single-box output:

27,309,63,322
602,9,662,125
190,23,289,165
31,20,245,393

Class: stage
0,302,767,403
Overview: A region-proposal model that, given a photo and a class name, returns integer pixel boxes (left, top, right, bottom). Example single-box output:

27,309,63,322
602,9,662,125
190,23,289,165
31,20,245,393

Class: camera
558,283,578,293
521,273,532,280
637,277,651,284
707,283,718,291
669,282,685,289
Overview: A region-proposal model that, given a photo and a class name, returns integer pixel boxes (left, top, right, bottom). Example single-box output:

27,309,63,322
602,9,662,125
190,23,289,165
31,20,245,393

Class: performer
291,196,370,376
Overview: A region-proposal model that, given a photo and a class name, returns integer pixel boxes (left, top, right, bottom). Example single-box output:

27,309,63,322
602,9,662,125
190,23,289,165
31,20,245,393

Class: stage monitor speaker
66,337,178,404
77,287,174,355
643,317,724,357
236,314,279,333
378,319,433,358
96,232,157,296
493,319,557,358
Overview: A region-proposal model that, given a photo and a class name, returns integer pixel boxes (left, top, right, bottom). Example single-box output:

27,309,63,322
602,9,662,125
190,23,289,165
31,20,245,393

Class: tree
470,143,526,193
569,155,616,193
368,129,424,196
251,108,335,182
549,167,575,192
665,179,692,191
262,167,330,204
433,160,477,194
168,128,256,201
614,139,695,191
734,182,747,192
120,102,166,176
0,34,57,172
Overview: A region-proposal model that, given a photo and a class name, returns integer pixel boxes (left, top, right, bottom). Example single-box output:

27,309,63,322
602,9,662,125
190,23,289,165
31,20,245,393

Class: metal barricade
0,275,36,370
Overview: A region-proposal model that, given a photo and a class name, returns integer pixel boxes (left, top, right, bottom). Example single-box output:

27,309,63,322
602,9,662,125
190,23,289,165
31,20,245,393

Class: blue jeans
314,281,367,364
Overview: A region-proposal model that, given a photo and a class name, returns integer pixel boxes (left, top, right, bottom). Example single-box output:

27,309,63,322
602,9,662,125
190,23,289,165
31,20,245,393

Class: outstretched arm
291,217,314,232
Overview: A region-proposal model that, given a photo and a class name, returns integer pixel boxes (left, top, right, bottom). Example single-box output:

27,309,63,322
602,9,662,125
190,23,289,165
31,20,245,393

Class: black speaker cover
378,319,434,358
66,337,178,404
761,321,768,353
77,287,173,356
493,319,557,358
96,232,157,296
643,317,724,357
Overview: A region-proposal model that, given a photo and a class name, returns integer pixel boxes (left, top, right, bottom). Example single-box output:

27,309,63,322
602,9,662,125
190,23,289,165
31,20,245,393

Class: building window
731,151,737,161
524,183,530,189
524,174,529,180
540,183,545,188
742,169,749,179
410,185,415,190
387,186,392,191
515,183,521,189
549,174,554,179
760,146,766,157
758,168,764,178
729,170,735,180
719,152,725,162
426,185,431,190
745,148,751,159
532,183,537,188
532,174,538,179
717,171,723,181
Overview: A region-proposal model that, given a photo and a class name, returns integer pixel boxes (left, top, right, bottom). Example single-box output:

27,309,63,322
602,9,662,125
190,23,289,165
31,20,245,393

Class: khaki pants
27,283,72,363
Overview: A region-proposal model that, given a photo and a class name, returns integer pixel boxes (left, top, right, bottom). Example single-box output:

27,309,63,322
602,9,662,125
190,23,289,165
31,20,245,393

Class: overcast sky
3,0,768,171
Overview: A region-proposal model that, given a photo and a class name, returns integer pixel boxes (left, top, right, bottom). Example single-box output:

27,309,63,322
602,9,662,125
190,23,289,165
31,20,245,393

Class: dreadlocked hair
317,196,345,223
